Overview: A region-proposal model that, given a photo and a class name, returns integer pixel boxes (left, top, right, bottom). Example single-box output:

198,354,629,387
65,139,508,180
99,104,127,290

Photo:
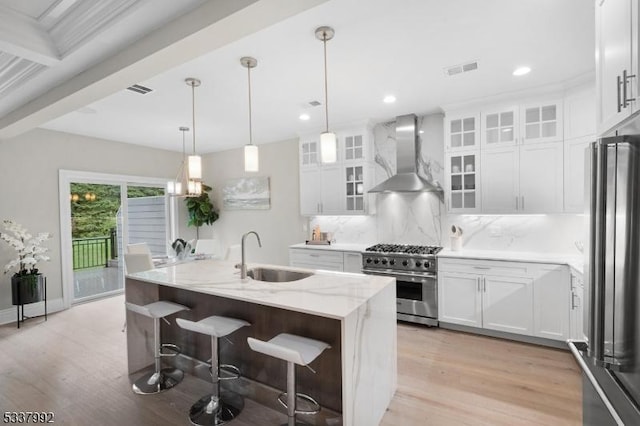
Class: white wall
0,128,182,311
199,138,307,266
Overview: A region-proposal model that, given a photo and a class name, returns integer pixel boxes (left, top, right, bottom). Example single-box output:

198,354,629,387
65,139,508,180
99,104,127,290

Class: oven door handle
362,269,436,280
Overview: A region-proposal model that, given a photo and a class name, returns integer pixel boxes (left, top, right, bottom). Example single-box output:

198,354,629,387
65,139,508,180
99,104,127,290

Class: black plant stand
14,276,47,329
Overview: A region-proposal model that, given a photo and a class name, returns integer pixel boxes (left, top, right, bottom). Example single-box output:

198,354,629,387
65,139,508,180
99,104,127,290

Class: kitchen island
125,260,396,426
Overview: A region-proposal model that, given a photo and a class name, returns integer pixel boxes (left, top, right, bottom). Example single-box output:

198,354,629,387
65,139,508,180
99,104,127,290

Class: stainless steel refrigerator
569,135,640,425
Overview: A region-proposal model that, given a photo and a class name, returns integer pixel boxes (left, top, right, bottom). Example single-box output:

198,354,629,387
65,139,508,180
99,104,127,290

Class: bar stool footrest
217,363,241,381
277,392,321,415
160,343,180,357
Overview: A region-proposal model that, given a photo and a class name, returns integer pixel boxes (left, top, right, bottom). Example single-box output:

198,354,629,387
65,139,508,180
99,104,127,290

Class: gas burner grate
365,243,443,255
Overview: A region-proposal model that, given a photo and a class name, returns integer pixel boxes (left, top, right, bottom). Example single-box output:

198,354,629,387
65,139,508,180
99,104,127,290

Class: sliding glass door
59,171,173,306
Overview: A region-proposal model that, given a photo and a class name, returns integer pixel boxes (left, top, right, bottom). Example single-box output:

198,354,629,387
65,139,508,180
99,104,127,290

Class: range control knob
381,259,388,265
366,258,372,264
424,261,430,268
389,259,396,266
415,261,422,267
374,259,380,264
402,260,409,267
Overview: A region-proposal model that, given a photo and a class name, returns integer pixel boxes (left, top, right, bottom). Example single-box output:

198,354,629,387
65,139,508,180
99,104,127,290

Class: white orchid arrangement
0,220,52,277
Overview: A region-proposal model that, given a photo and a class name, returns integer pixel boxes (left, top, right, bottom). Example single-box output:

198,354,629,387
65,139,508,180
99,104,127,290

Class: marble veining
376,192,443,245
444,214,586,254
128,260,394,320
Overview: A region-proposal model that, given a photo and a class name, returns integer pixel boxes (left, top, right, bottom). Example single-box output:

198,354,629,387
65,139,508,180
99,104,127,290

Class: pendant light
241,56,259,172
185,78,202,196
316,26,337,164
167,126,189,196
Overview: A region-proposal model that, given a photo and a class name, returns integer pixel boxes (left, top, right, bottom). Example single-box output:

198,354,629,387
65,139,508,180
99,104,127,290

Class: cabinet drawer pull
521,196,525,210
473,266,490,270
617,75,624,113
515,196,518,210
477,277,481,292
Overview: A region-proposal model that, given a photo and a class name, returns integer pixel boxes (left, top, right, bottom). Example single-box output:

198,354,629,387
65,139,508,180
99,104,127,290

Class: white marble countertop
438,248,585,274
290,242,371,253
127,260,394,320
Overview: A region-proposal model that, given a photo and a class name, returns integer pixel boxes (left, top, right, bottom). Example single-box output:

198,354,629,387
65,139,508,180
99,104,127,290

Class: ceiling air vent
308,100,322,107
444,60,478,77
126,84,153,94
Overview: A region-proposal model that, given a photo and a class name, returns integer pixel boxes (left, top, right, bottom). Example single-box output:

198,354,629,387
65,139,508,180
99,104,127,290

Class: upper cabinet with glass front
520,100,563,144
299,138,320,169
481,105,518,148
445,112,480,151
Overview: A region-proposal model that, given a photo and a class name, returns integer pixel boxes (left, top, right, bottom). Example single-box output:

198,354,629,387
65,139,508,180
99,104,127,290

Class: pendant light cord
191,82,196,155
248,65,253,145
323,34,329,133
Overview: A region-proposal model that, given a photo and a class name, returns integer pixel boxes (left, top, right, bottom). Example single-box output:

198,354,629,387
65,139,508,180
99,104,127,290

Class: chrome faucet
240,231,262,278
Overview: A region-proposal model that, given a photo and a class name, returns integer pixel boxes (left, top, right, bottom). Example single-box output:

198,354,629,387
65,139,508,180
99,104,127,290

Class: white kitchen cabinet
438,271,482,327
482,275,534,336
300,139,320,168
596,0,636,135
298,127,376,216
438,260,533,336
343,252,363,273
439,258,571,342
289,248,344,272
481,147,519,213
289,247,364,273
300,168,322,215
319,165,343,214
519,141,564,213
532,264,570,341
570,270,585,341
445,151,481,213
481,105,518,148
480,141,563,214
564,136,592,213
445,112,480,151
520,99,563,144
564,85,596,139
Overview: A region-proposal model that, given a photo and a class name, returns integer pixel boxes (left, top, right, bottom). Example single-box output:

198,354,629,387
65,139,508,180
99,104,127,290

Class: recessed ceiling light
383,95,396,104
419,130,424,134
513,66,531,76
299,113,310,121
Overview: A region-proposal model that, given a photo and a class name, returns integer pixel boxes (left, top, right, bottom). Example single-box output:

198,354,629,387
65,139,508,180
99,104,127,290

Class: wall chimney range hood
368,114,443,194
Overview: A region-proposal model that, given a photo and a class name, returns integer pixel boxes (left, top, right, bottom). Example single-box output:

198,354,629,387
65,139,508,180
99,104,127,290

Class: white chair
124,253,154,274
248,333,330,425
194,239,220,258
177,315,250,425
224,244,241,263
127,242,152,255
126,300,190,394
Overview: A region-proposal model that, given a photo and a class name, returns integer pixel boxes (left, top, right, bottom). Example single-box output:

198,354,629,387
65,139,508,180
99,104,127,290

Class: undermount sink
246,267,313,282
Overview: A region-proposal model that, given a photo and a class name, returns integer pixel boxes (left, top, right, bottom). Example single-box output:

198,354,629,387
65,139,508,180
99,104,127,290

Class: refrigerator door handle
589,140,608,362
568,341,624,426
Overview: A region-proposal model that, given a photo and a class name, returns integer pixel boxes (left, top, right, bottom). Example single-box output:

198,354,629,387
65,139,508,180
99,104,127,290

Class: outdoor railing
72,236,112,270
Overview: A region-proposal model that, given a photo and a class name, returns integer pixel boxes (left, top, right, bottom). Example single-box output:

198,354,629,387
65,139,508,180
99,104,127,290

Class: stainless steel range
361,244,442,326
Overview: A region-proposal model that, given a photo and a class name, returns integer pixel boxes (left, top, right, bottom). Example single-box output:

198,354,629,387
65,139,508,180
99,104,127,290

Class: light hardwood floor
0,295,581,425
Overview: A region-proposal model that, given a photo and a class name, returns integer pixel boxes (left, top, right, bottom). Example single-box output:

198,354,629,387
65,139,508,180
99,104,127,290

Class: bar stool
125,300,189,394
177,315,250,426
248,333,330,426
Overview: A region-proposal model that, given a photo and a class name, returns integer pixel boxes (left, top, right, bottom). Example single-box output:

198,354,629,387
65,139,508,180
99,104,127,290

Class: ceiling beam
0,4,60,66
0,0,328,140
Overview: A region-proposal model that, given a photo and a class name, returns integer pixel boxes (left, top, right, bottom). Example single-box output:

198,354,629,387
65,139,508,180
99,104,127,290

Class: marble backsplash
312,208,585,255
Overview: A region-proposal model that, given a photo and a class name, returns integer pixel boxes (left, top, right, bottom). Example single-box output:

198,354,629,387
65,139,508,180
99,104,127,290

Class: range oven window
397,279,423,301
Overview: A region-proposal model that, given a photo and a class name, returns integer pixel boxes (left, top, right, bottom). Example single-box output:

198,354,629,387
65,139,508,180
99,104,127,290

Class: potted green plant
0,220,51,305
185,183,219,238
